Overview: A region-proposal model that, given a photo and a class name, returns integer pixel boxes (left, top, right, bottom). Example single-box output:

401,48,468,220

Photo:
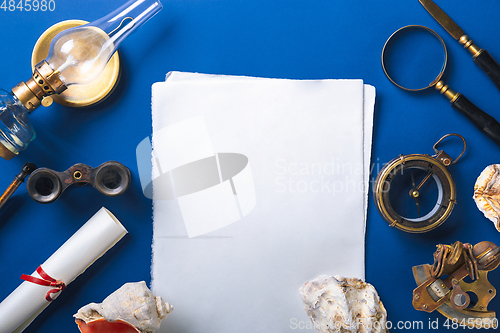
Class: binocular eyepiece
27,161,131,204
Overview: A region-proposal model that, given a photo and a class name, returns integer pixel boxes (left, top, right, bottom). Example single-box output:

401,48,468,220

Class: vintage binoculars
27,161,131,204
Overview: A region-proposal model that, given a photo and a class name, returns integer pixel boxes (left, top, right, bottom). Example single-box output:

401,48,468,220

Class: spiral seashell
74,281,173,333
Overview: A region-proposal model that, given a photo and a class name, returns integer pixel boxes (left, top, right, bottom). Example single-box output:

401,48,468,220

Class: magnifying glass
382,25,500,147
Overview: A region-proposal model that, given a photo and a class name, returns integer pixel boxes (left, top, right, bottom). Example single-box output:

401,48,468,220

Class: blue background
1,0,500,332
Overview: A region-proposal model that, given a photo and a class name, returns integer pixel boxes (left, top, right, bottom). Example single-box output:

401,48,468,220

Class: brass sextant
413,241,500,328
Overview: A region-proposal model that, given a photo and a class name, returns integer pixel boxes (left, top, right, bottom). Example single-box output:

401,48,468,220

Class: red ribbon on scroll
20,266,66,301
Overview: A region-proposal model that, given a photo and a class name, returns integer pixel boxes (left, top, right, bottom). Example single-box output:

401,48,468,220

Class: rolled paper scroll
0,207,128,333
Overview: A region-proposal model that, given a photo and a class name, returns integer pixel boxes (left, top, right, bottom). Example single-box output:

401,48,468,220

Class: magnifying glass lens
383,26,447,90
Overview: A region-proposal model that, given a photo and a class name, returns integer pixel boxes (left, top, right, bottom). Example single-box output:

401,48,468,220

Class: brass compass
373,134,466,233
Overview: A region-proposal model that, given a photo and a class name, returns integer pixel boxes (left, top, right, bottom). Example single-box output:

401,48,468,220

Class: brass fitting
435,81,459,103
0,142,16,160
11,60,67,112
459,35,482,58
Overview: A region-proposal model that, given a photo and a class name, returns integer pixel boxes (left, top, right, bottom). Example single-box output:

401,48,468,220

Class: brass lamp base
0,141,16,160
31,20,121,108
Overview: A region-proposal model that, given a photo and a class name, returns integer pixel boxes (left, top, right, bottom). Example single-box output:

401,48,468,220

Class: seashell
76,318,141,333
74,281,173,333
299,275,387,333
473,164,500,231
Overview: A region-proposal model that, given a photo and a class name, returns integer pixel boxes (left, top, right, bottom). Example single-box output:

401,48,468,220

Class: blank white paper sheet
150,72,375,332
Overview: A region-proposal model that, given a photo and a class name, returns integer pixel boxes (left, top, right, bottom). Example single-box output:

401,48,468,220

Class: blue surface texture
1,0,500,332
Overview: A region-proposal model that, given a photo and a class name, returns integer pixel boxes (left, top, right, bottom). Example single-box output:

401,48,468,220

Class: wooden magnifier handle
474,49,500,92
452,94,500,148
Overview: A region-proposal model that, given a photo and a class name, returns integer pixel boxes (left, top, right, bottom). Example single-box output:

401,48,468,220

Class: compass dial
374,154,456,233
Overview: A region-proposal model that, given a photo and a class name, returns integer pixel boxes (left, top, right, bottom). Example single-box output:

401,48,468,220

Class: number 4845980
1,0,56,11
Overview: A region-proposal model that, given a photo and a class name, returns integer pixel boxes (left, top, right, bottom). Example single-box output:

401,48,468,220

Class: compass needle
416,171,433,191
410,170,422,217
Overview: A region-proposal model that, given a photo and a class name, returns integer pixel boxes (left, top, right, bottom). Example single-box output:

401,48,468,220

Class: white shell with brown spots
474,164,500,231
299,275,387,333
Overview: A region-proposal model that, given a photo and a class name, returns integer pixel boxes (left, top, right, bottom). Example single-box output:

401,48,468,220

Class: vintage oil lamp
0,0,162,160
